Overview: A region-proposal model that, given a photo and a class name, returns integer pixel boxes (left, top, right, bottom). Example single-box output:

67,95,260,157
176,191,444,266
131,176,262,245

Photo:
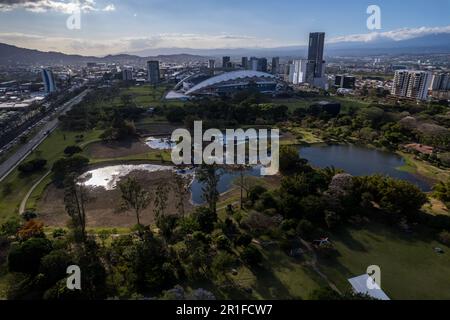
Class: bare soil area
37,170,193,227
86,139,151,159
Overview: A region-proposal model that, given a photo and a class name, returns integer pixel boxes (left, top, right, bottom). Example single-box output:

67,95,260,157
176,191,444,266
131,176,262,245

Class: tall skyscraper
41,68,57,93
208,59,216,69
306,32,327,89
271,57,280,74
222,56,231,68
147,61,160,85
259,58,268,72
392,70,432,101
241,57,249,69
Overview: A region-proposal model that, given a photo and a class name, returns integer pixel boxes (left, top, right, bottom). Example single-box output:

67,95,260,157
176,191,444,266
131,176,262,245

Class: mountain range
1,33,450,65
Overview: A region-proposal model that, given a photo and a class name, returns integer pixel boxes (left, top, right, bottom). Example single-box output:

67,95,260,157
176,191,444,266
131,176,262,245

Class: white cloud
0,32,288,56
102,3,114,12
329,25,450,43
0,0,115,14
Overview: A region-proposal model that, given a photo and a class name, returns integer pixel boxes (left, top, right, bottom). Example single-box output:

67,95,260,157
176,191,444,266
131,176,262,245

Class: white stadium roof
185,70,276,95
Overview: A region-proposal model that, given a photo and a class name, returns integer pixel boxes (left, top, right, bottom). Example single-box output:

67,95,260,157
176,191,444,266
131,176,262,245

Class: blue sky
0,0,449,55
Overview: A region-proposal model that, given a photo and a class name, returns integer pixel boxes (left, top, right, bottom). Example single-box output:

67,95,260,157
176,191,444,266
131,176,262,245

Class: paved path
19,171,51,215
0,90,89,183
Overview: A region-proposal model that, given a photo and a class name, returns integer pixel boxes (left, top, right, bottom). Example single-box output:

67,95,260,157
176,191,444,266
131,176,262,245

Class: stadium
166,70,279,99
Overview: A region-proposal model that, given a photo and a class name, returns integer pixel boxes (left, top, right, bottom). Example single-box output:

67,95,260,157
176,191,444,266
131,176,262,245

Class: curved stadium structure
185,70,277,96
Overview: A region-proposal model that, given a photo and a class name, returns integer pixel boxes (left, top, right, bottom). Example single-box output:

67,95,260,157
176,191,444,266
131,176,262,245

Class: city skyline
0,0,449,55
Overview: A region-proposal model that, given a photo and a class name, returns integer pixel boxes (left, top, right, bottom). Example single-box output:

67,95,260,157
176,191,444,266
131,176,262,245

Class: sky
0,0,449,56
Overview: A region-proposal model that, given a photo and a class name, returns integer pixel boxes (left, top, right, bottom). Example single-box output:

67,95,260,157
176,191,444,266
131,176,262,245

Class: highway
0,89,89,183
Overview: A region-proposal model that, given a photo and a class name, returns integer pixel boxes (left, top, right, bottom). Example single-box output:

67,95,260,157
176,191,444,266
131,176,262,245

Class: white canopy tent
348,274,390,300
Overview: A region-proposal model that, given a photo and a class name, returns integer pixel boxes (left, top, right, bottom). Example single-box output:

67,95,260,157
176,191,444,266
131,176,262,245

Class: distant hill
1,32,450,65
130,33,450,57
0,43,208,66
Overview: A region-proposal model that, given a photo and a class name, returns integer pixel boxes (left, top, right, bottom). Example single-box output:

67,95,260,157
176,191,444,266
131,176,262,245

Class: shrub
64,145,82,157
241,245,263,266
438,230,450,245
18,158,47,174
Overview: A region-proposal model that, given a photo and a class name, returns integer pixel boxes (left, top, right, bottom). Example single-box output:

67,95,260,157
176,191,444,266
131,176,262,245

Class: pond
78,164,261,205
298,144,432,191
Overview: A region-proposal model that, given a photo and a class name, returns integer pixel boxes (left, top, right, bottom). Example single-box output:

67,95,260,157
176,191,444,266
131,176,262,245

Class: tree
173,174,190,217
231,166,257,209
197,165,221,215
64,176,89,244
52,155,89,185
8,237,52,274
154,181,169,220
64,145,82,157
119,177,152,227
433,179,450,208
194,207,217,234
18,158,47,174
279,145,309,174
241,245,263,266
17,220,45,241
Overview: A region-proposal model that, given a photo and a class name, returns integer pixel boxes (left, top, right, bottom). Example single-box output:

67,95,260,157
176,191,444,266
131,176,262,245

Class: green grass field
0,129,102,223
319,222,450,300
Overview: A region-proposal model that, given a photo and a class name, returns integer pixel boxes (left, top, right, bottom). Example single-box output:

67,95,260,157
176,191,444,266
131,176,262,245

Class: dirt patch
37,170,194,228
86,139,151,159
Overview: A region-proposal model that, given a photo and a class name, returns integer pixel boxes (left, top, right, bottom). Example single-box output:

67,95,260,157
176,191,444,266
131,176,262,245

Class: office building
392,70,432,101
41,68,57,93
208,59,216,69
271,57,280,74
222,56,231,68
335,75,356,89
147,60,160,85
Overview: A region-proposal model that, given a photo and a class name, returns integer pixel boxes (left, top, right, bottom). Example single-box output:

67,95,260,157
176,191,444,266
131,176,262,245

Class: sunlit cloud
0,0,115,14
329,25,450,43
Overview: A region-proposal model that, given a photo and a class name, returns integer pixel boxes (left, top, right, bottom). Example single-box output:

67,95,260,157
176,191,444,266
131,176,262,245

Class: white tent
348,274,390,300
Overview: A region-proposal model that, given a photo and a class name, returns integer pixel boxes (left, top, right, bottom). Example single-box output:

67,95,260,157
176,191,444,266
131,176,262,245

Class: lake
299,144,432,191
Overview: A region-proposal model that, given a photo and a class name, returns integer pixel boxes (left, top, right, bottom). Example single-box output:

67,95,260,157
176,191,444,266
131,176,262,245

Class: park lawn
113,84,184,108
397,152,450,184
283,126,324,144
0,129,102,222
318,222,450,300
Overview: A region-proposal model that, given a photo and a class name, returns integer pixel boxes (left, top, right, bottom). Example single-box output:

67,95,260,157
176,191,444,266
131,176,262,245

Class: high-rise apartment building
122,68,133,81
392,70,432,101
147,61,160,85
431,73,450,91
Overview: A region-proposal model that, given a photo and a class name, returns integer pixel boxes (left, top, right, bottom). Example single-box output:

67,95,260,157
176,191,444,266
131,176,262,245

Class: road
0,89,89,183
